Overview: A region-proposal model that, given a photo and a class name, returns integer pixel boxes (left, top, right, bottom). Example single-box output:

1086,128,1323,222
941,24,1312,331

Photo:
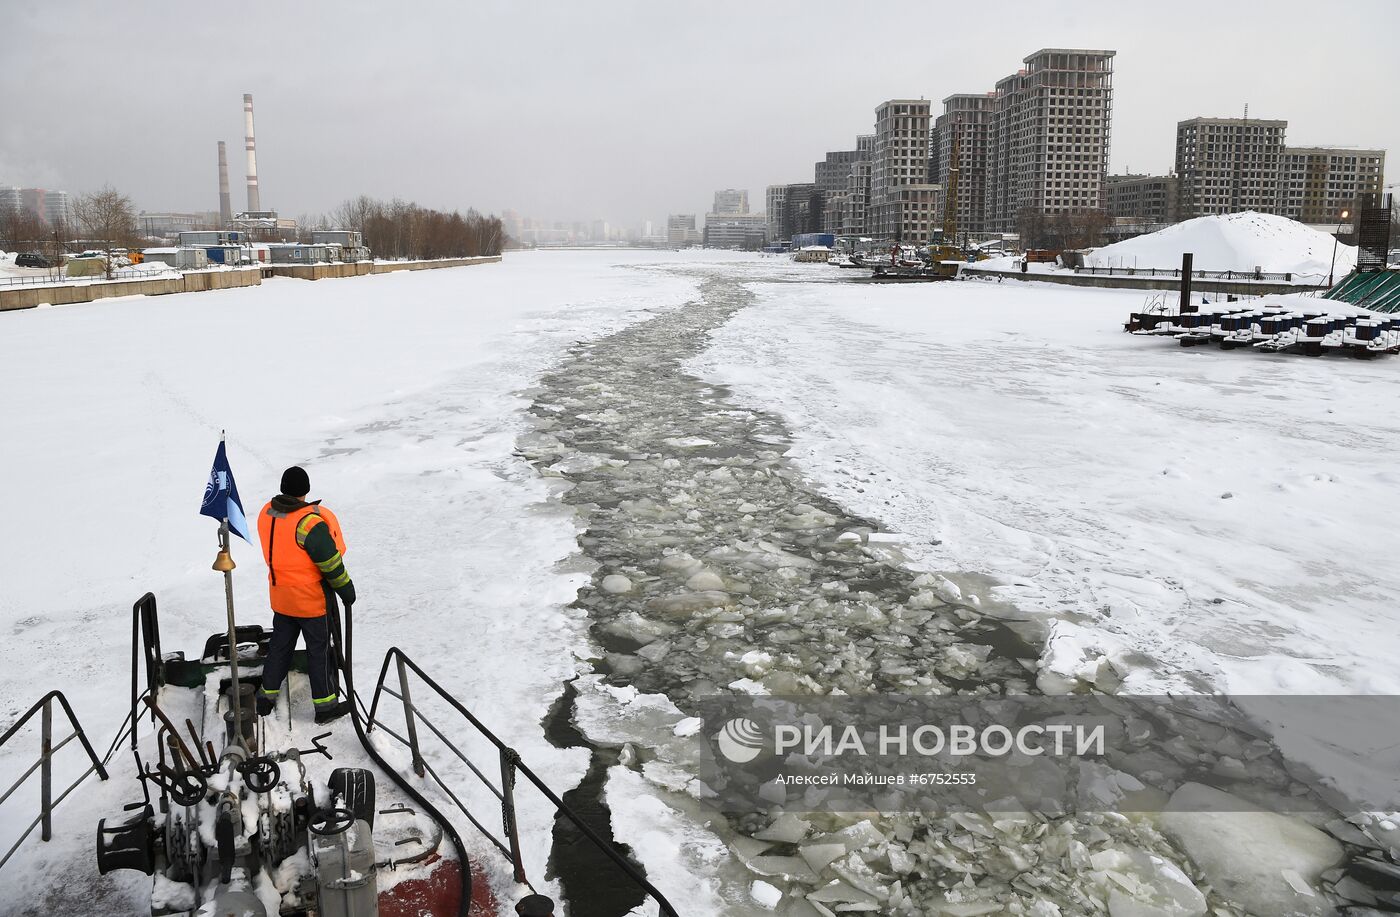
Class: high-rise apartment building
780,183,821,240
44,191,71,229
19,188,46,219
0,187,74,228
815,140,875,236
1277,147,1385,224
870,99,940,243
764,183,824,241
1105,174,1179,226
840,160,872,237
1175,117,1287,219
815,150,866,194
978,49,1116,233
765,185,787,241
933,94,995,235
0,186,20,218
712,189,749,215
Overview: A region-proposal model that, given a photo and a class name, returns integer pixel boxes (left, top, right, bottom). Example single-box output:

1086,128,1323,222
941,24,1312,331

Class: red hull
380,855,505,917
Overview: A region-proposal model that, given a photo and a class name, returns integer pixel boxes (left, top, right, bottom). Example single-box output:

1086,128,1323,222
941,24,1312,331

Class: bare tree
73,185,137,278
1016,206,1048,250
331,195,507,261
1,206,46,253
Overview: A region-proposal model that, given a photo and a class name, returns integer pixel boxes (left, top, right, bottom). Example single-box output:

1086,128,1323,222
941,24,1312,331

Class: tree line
3,186,504,263
1016,206,1112,250
322,196,503,259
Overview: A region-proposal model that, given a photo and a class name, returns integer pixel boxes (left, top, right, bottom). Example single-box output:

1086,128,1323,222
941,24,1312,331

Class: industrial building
137,212,220,238
267,243,336,264
229,210,298,241
869,100,940,243
313,230,371,262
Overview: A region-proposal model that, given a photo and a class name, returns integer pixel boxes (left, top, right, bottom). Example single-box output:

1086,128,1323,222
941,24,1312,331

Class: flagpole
211,434,246,752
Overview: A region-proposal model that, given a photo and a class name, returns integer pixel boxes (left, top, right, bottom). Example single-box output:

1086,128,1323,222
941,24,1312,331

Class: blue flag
200,439,253,544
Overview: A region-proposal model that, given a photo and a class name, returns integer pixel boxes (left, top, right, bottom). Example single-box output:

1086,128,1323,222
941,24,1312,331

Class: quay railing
1071,265,1322,283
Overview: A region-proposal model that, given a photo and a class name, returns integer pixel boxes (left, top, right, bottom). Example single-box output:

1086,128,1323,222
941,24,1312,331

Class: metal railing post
40,698,52,842
499,749,527,884
395,655,425,778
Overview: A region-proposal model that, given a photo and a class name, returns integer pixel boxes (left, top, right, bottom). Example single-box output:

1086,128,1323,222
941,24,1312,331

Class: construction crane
941,116,961,242
922,116,964,278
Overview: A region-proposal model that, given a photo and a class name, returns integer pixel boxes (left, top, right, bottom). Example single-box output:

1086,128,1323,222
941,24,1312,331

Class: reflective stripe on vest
257,501,347,618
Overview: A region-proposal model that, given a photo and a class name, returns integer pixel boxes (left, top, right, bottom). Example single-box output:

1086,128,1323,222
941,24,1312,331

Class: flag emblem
200,440,252,543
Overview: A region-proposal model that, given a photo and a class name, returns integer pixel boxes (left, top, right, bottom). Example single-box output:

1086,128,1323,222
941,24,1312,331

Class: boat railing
0,690,110,871
365,646,679,917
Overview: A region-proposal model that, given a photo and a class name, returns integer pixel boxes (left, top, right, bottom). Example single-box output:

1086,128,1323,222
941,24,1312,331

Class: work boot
256,693,276,717
314,700,351,725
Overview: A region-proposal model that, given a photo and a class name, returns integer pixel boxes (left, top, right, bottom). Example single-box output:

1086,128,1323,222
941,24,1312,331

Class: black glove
339,581,357,608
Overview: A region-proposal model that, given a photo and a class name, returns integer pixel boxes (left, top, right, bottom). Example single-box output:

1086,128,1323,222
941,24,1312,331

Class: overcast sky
2,1,1396,229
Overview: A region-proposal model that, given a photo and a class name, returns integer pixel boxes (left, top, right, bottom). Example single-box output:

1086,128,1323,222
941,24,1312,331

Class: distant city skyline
1,0,1395,228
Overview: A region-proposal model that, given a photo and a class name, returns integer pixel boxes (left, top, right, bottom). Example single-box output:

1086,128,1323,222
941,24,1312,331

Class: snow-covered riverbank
693,272,1400,698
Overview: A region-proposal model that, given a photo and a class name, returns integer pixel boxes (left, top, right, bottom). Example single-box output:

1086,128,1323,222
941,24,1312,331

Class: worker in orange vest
255,466,356,724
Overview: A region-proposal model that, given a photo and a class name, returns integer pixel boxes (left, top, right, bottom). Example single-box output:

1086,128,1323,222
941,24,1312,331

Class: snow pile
1085,211,1356,278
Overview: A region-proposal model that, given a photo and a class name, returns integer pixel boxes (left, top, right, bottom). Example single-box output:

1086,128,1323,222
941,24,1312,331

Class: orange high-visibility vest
257,501,347,618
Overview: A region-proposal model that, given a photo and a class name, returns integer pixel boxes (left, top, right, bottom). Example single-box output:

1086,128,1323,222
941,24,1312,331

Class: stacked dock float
1125,302,1400,358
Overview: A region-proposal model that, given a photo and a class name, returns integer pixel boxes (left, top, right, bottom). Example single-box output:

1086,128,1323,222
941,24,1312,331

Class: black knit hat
280,466,310,497
514,895,555,916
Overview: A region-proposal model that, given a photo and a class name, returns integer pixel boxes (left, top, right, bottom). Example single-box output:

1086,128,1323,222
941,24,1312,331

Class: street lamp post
1328,208,1352,288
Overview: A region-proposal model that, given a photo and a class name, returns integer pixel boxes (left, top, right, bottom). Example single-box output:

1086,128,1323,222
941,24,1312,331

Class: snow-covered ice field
0,249,732,906
693,272,1400,698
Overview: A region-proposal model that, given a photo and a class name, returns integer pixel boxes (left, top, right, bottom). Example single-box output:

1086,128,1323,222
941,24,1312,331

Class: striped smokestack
217,141,232,225
243,93,261,212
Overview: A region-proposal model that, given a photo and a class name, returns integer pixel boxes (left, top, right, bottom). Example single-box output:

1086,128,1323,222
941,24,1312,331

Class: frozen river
2,251,1399,915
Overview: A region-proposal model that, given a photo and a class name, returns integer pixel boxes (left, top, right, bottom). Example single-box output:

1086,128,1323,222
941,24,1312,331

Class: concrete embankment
961,264,1326,296
0,256,503,312
0,267,263,312
267,255,501,281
